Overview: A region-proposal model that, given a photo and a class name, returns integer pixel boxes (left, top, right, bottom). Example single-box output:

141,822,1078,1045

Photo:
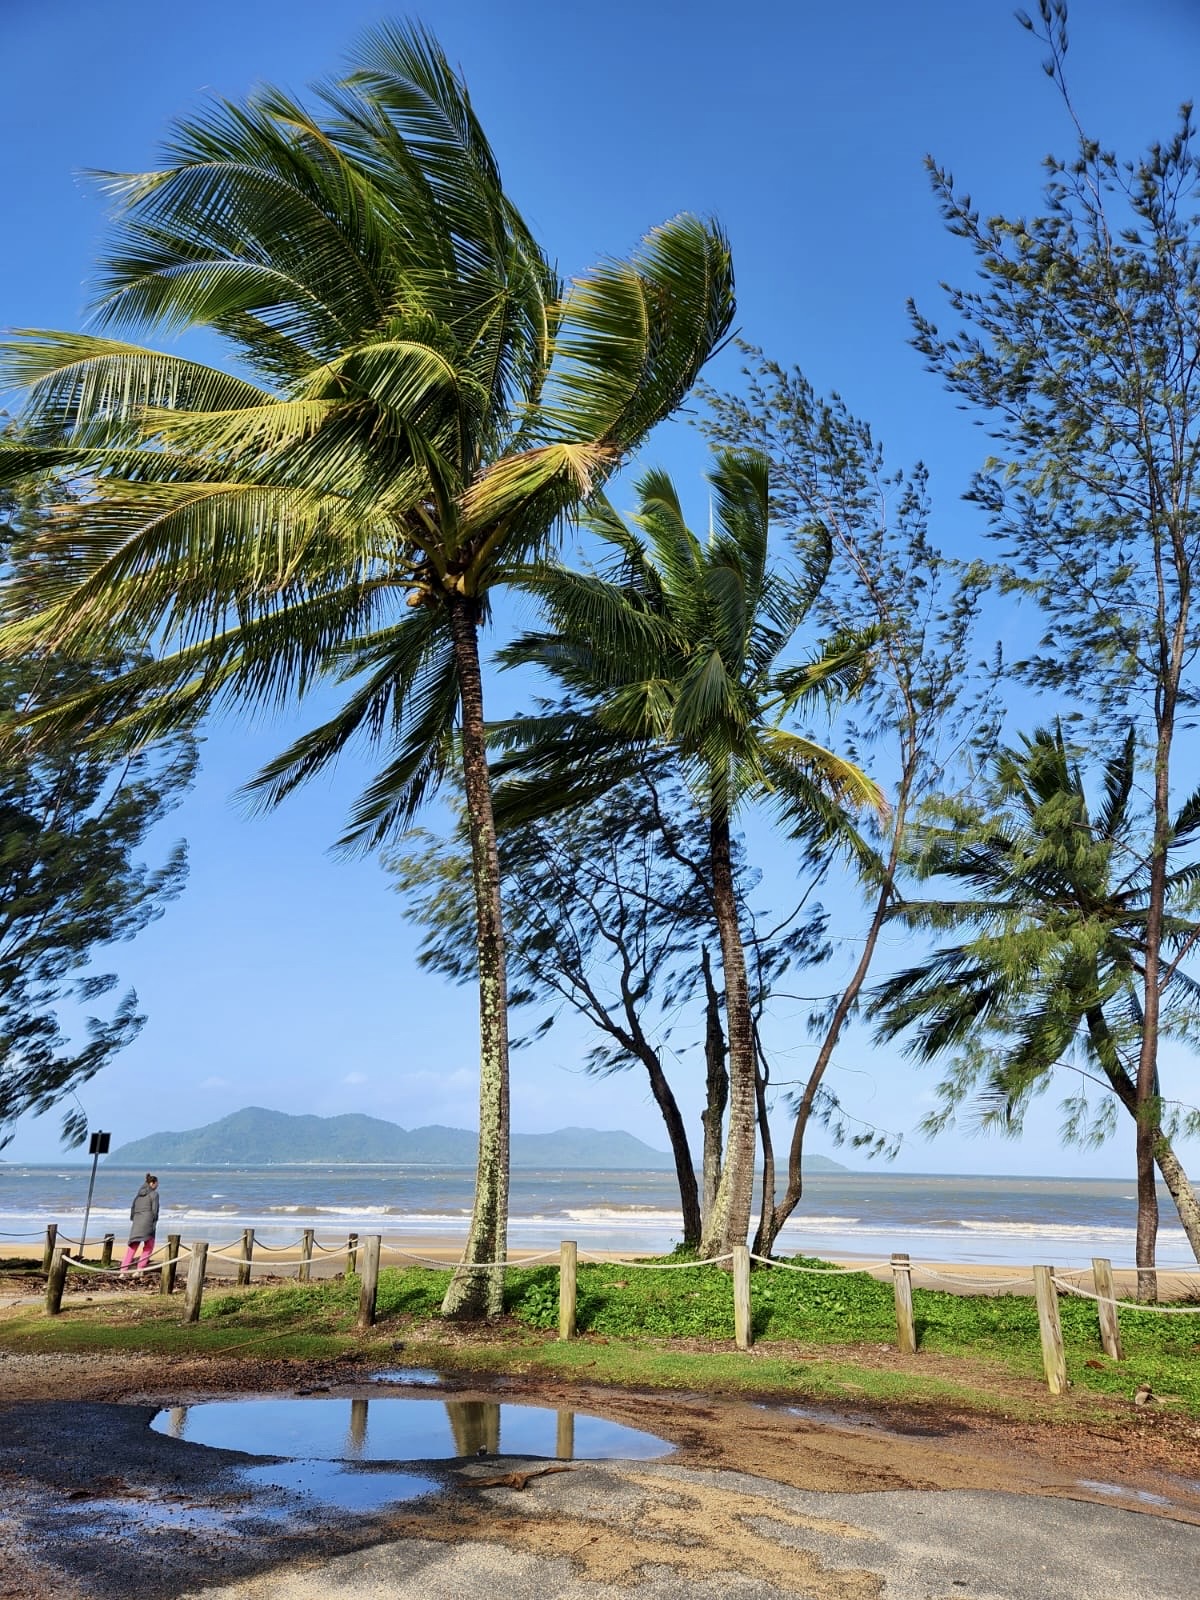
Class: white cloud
342,1071,368,1085
199,1076,229,1090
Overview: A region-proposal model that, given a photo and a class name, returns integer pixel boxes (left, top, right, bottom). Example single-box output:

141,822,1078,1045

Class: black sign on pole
80,1132,112,1260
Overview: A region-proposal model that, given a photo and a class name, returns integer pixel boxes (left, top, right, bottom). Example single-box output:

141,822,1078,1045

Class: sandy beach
36,1232,1198,1303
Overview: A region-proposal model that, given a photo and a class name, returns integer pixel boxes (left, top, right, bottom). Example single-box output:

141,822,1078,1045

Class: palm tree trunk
1153,1137,1200,1262
700,946,727,1229
441,595,510,1319
699,810,756,1257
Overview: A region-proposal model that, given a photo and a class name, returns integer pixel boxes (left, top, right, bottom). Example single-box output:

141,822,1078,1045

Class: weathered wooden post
356,1235,381,1331
891,1252,917,1355
100,1234,115,1270
237,1229,255,1288
1033,1265,1068,1395
558,1241,578,1340
184,1242,209,1324
1091,1256,1124,1361
162,1233,182,1296
299,1228,314,1283
45,1248,68,1316
733,1244,753,1350
42,1224,58,1274
346,1232,359,1275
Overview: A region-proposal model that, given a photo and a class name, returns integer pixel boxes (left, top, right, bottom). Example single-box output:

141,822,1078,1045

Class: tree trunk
751,1030,775,1257
636,1041,702,1250
700,946,727,1230
760,870,896,1257
1085,1004,1199,1284
699,810,757,1257
1153,1136,1200,1262
441,595,510,1319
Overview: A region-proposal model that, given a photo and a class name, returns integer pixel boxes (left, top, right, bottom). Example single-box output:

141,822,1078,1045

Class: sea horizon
2,1163,1194,1270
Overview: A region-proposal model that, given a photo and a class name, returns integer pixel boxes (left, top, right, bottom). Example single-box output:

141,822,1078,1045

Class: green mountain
109,1106,849,1172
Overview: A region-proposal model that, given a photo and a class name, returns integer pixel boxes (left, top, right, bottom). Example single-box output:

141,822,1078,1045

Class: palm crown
0,22,733,837
496,448,881,830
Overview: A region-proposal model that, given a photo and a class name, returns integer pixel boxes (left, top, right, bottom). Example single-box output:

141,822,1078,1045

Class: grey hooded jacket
129,1183,159,1242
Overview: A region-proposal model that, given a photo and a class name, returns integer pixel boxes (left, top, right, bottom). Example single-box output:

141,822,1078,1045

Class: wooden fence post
184,1242,209,1324
346,1232,359,1275
100,1234,114,1270
1091,1256,1124,1361
299,1228,314,1283
45,1248,68,1316
42,1224,58,1275
1033,1265,1068,1395
733,1244,753,1350
356,1235,381,1331
558,1240,577,1341
891,1252,917,1355
162,1233,181,1296
237,1228,255,1288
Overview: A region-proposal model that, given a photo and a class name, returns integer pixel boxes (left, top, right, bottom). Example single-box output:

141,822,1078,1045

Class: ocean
0,1164,1193,1269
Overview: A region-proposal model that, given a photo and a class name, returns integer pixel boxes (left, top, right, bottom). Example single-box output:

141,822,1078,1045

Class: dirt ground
2,1342,1199,1599
4,1344,1200,1499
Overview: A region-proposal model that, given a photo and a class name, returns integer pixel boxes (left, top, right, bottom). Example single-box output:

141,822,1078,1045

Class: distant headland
109,1106,850,1172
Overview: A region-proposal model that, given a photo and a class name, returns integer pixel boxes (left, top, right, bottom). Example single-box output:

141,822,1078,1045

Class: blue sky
3,0,1199,1175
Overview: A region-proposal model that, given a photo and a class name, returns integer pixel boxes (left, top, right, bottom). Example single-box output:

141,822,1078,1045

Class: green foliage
0,20,733,851
5,1253,1200,1415
873,724,1200,1153
0,483,194,1149
496,451,881,838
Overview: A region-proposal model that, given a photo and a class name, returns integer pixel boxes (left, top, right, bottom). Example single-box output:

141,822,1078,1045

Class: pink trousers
121,1237,155,1272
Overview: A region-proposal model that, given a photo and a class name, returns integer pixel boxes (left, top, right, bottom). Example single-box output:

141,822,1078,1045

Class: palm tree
0,22,735,1316
871,725,1200,1290
494,449,882,1255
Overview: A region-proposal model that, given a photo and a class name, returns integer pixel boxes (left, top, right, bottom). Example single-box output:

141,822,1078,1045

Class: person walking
119,1174,159,1279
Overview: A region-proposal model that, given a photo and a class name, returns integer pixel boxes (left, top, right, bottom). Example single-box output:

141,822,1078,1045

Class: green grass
4,1255,1198,1419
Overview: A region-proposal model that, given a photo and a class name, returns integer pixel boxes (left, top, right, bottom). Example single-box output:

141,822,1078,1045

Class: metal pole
79,1132,111,1262
79,1152,101,1261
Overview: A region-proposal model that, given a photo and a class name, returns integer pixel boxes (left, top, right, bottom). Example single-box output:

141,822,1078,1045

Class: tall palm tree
871,725,1200,1286
494,449,882,1255
0,22,735,1316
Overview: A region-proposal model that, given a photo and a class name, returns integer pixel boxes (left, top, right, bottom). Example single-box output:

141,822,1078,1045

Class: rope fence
16,1219,1200,1395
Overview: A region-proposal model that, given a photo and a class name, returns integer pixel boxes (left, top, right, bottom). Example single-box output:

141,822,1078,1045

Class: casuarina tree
0,482,193,1148
0,22,734,1315
911,0,1200,1291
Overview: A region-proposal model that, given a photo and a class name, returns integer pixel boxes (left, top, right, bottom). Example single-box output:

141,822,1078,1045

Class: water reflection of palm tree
444,1399,500,1457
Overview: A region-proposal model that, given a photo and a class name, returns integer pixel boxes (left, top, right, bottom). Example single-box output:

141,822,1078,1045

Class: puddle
371,1368,444,1386
241,1460,441,1511
45,1494,293,1538
786,1404,879,1432
152,1397,672,1461
1076,1479,1173,1507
